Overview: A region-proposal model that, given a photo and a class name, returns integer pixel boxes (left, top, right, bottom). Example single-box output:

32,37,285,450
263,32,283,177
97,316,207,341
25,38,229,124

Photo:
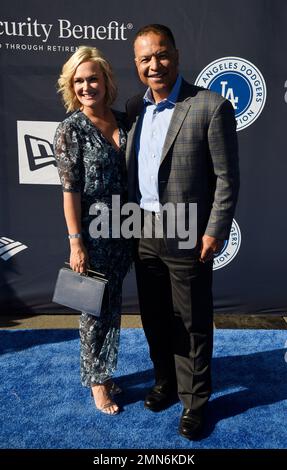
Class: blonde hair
57,46,117,112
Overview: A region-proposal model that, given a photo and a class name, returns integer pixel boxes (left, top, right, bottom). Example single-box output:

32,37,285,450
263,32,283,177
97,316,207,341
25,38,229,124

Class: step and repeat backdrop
1,0,287,314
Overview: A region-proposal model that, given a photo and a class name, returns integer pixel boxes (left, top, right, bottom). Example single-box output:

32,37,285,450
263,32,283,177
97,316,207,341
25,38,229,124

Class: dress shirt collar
143,74,182,109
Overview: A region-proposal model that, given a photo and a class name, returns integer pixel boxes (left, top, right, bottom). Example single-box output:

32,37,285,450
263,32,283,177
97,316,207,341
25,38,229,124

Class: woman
54,46,131,415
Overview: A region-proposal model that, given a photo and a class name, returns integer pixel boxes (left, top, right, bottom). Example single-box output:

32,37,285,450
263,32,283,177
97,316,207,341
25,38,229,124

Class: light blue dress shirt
136,75,182,212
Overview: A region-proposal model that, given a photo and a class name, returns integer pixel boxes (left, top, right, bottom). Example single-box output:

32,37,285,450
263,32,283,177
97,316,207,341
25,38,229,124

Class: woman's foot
91,383,119,415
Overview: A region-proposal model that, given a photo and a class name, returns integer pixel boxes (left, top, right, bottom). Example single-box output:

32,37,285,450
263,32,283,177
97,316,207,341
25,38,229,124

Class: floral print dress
54,110,131,385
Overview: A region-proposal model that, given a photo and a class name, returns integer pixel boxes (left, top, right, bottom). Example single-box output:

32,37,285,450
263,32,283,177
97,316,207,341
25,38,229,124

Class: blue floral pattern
54,109,131,385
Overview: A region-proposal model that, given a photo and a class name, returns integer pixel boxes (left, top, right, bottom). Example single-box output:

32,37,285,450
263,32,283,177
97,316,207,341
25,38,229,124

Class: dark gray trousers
135,232,214,411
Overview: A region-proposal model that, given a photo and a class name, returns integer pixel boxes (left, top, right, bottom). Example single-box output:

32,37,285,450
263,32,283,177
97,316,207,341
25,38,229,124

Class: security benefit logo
17,121,60,184
213,219,241,271
195,57,267,131
0,237,27,261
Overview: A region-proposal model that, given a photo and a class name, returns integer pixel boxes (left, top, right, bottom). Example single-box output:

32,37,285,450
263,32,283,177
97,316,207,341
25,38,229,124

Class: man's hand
200,235,224,263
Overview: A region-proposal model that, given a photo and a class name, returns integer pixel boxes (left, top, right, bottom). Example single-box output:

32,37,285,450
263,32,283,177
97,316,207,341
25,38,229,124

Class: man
126,24,239,440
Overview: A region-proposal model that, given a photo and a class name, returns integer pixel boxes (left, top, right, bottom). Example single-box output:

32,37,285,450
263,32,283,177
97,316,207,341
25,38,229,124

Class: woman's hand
69,239,89,273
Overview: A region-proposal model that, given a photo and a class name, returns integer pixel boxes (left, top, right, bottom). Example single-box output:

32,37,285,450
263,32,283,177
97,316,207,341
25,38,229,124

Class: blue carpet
0,328,286,449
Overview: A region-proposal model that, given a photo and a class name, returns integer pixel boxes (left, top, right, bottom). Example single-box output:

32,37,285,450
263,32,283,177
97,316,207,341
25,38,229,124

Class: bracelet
68,233,81,239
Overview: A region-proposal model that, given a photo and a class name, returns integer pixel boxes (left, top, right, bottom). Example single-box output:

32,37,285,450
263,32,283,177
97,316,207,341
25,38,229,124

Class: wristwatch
68,233,82,239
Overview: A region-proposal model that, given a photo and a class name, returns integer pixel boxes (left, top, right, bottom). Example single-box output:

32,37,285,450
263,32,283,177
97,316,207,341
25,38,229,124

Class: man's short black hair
134,24,176,48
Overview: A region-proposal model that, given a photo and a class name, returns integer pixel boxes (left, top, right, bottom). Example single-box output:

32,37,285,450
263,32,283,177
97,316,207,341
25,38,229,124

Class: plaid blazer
126,80,240,254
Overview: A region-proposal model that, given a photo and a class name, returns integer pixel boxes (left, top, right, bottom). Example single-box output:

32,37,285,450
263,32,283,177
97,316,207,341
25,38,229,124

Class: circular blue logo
195,57,267,131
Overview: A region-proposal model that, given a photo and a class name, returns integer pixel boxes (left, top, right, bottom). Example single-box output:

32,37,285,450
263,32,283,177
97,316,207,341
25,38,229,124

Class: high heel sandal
106,380,122,396
90,385,119,415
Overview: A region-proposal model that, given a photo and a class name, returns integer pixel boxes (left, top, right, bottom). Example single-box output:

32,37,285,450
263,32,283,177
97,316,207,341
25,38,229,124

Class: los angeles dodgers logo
195,57,267,131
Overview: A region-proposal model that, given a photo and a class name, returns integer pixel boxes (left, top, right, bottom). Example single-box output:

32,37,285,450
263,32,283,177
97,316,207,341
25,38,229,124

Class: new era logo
24,134,56,171
0,237,27,261
17,121,60,185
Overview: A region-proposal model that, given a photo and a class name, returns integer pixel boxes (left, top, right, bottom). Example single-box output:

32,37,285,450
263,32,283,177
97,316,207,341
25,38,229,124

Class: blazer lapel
160,100,191,164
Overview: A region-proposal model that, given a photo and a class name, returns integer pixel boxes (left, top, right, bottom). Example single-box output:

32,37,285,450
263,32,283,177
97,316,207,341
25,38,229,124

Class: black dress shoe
144,383,178,412
178,408,204,440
